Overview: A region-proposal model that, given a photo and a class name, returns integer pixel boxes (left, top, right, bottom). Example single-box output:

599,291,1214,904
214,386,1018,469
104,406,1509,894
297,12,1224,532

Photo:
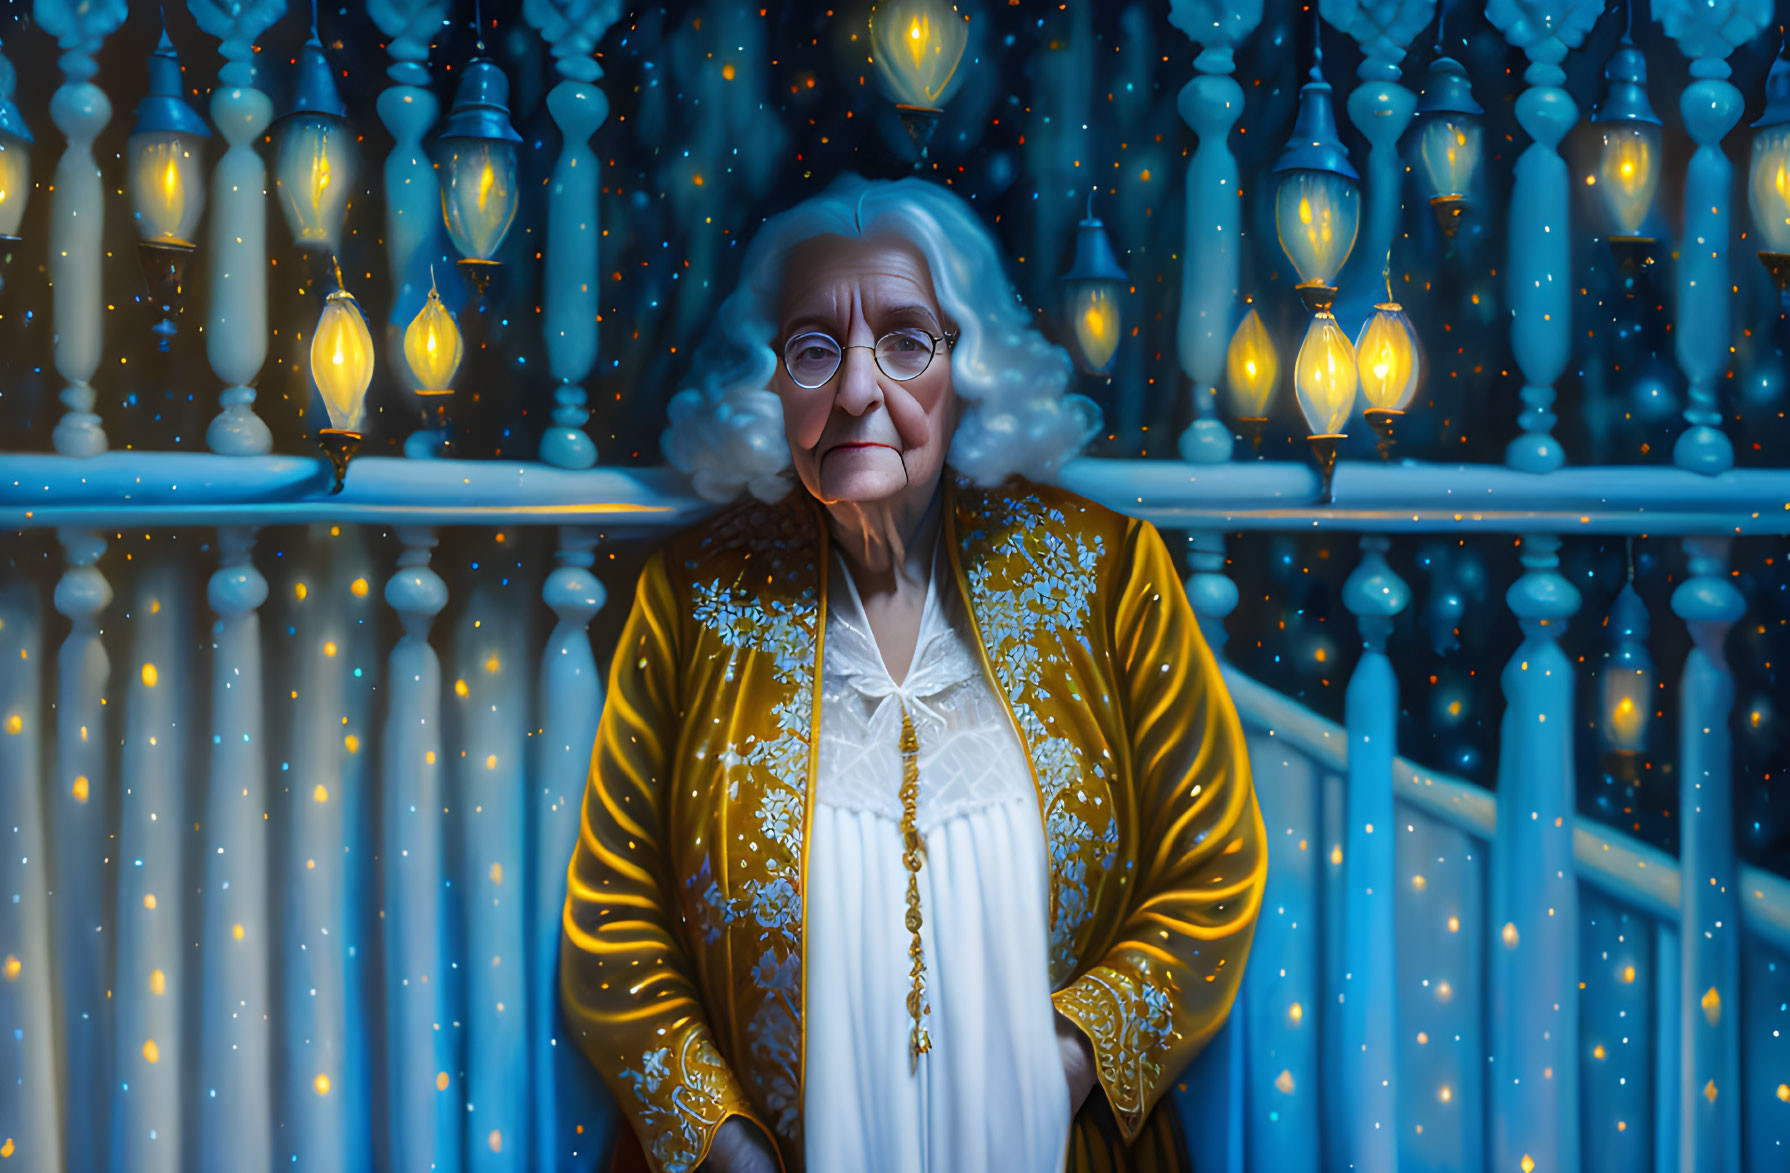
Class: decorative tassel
900,704,932,1067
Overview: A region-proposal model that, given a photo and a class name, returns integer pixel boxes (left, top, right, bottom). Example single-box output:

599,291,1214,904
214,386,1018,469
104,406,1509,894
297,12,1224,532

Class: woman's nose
833,345,884,415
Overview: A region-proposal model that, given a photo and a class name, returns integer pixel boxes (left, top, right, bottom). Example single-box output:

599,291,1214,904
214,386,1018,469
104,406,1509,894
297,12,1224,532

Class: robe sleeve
560,546,777,1173
1050,515,1268,1144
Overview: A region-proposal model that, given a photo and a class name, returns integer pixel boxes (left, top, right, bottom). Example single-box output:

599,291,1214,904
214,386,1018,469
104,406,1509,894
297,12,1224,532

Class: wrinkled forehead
774,232,943,328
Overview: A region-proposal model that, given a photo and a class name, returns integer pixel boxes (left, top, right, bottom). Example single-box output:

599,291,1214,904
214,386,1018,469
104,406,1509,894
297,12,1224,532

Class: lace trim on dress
817,540,1035,833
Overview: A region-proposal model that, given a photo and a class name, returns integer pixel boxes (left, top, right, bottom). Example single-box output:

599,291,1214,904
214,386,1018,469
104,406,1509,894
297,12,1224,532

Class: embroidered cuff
1051,964,1179,1144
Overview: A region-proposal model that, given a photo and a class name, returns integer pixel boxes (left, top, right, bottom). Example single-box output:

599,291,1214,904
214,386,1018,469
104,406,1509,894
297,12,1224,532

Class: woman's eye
801,346,830,361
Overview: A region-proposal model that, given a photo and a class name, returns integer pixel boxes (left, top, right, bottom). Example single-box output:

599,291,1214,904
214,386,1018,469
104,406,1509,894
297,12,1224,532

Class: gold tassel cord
900,703,932,1067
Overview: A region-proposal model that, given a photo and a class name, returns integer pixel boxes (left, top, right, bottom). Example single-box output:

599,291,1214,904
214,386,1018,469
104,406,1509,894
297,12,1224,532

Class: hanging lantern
1270,43,1360,316
1275,16,1357,504
436,56,523,299
405,269,465,450
311,260,375,493
0,37,31,257
1410,51,1483,238
1355,297,1420,460
1294,313,1357,503
1225,306,1278,453
128,28,210,347
272,29,357,260
868,0,970,166
1591,37,1663,283
1599,580,1654,781
1751,40,1790,309
1056,190,1127,377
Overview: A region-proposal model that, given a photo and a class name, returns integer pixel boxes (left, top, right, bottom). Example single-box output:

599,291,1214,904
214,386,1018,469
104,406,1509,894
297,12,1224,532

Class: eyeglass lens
783,327,939,388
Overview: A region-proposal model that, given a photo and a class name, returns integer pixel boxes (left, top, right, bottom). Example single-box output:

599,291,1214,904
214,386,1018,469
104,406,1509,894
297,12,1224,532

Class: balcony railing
4,455,1786,1172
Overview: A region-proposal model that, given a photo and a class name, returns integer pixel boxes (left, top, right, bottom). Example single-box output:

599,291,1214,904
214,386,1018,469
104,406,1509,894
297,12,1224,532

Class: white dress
801,538,1072,1173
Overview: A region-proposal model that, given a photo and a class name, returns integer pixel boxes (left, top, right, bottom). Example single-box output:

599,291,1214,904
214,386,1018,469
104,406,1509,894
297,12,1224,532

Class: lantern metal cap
438,57,524,145
1414,54,1482,119
132,28,211,139
1608,581,1651,640
1754,38,1790,130
1271,62,1358,180
280,33,349,124
1592,41,1662,126
1057,192,1127,284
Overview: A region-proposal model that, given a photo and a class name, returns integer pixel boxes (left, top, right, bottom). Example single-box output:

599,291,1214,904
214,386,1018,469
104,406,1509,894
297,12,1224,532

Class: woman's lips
826,441,896,453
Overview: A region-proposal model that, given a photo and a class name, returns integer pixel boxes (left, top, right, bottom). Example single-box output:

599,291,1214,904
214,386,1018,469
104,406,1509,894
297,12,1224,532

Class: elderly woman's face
771,233,958,505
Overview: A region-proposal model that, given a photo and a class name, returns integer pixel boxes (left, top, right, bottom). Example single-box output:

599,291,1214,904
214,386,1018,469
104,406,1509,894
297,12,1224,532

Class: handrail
0,452,714,532
6,452,1790,533
1221,667,1790,954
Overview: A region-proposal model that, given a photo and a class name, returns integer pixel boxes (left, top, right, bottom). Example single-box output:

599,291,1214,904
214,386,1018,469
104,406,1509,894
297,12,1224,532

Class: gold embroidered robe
561,469,1267,1173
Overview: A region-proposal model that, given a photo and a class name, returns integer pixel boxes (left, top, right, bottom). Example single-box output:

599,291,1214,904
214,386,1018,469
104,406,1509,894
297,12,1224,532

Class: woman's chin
814,446,911,502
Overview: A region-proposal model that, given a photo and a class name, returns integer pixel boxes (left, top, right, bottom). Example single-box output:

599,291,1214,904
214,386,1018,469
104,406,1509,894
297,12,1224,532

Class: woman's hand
697,1116,782,1173
1055,1010,1099,1117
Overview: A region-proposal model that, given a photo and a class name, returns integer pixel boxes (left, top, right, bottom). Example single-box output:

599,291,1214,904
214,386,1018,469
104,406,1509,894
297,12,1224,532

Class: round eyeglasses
780,326,959,390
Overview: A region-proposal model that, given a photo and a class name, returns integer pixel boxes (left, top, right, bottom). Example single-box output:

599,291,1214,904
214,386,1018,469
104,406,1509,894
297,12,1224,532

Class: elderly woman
561,173,1265,1173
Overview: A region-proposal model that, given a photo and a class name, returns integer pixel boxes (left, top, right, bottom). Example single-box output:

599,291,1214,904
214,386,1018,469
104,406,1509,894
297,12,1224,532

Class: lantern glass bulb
1597,122,1661,237
1355,303,1420,411
128,131,206,247
440,139,520,262
1749,125,1790,254
405,283,464,393
274,115,358,254
312,288,375,434
1068,281,1121,373
1274,168,1359,288
1294,313,1357,436
869,0,970,108
1602,665,1651,753
0,133,27,238
1226,308,1278,418
1417,117,1480,201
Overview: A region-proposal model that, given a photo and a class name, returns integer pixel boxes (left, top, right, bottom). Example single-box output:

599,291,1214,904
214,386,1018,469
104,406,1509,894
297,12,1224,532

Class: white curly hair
661,172,1101,504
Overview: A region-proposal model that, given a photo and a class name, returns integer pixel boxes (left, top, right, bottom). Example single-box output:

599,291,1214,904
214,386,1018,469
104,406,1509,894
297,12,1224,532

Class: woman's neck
822,467,946,599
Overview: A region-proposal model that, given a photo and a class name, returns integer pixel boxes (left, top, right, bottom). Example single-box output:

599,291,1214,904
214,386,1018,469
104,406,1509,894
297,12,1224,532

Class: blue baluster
1167,0,1263,464
187,0,285,455
1486,0,1602,472
1578,893,1653,1172
1326,0,1430,337
370,0,453,402
1337,535,1409,1168
49,523,114,1172
1395,816,1484,1173
1185,531,1237,659
1239,742,1320,1173
1489,533,1581,1171
382,525,460,1170
38,0,124,458
38,2,127,1146
36,5,127,1156
281,527,378,1171
1740,940,1790,1167
456,580,529,1169
112,561,194,1172
528,0,622,471
1671,535,1745,1170
197,524,273,1171
532,526,613,1167
1320,766,1347,1171
1654,924,1682,1173
1654,0,1772,474
0,578,60,1170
